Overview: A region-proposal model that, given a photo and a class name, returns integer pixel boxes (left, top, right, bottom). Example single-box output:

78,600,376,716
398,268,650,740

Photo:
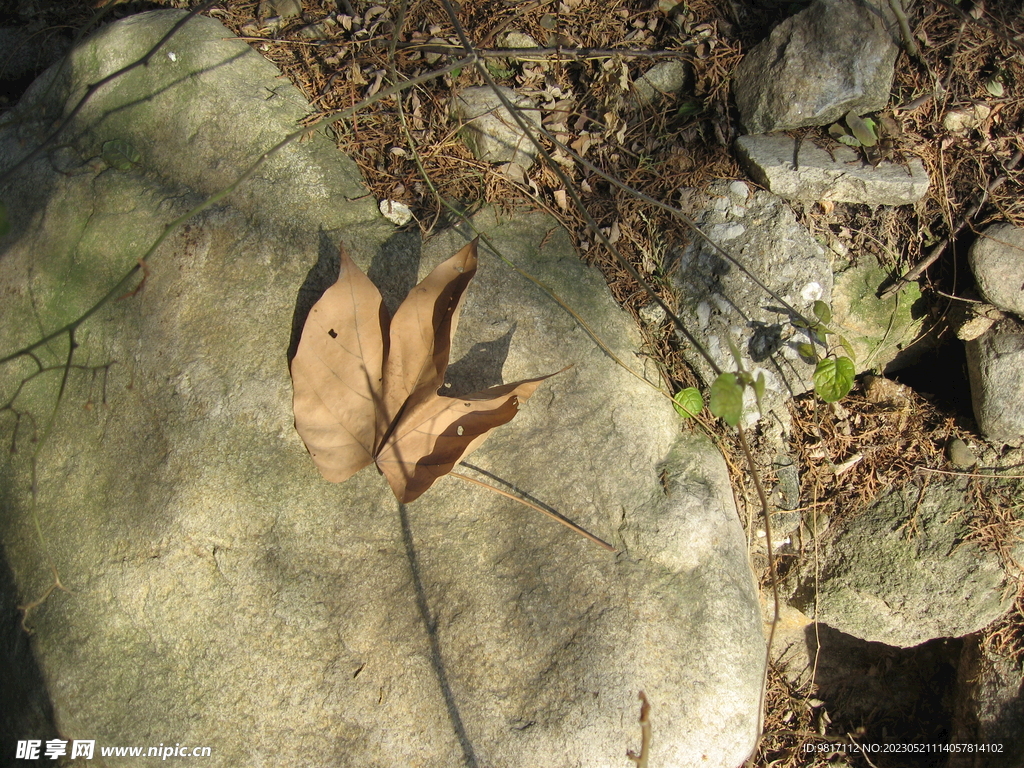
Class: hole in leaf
328,329,338,338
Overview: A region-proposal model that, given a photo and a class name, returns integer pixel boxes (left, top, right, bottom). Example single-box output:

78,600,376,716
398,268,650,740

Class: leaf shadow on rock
686,247,805,391
287,229,423,363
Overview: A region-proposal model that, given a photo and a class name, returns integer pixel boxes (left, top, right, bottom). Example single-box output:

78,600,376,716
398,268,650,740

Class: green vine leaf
709,372,743,427
796,341,817,363
845,111,878,148
813,356,855,403
812,300,832,325
672,387,703,419
101,139,141,171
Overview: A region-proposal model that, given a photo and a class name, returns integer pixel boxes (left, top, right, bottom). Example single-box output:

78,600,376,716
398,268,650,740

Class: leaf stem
449,470,616,552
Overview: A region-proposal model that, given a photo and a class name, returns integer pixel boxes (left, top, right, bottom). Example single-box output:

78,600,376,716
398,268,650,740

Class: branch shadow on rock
397,502,480,768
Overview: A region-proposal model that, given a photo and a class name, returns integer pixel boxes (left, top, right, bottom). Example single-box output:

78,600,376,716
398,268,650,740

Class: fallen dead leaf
291,239,558,502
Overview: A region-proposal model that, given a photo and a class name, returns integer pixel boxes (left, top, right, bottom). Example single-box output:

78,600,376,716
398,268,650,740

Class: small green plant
707,336,766,427
829,110,879,148
793,300,856,403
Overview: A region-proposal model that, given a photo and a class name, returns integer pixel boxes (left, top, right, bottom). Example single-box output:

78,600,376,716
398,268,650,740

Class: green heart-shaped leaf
813,356,855,403
672,387,703,419
709,372,744,427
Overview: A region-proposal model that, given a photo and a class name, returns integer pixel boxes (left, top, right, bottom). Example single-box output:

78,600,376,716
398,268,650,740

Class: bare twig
879,149,1023,299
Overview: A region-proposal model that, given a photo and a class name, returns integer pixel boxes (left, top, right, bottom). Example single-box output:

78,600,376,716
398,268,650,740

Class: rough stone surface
733,0,898,133
673,181,833,426
949,637,1024,768
735,134,930,205
969,222,1024,317
966,318,1024,443
830,259,925,373
0,11,764,767
632,61,691,107
452,86,542,168
790,480,1021,647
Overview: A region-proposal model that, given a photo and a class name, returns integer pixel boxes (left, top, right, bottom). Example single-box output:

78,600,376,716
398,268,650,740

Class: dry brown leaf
291,239,557,502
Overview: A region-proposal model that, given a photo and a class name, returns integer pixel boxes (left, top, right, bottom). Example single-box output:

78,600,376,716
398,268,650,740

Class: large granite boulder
0,11,764,766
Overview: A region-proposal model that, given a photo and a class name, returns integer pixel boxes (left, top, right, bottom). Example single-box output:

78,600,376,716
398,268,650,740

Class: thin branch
737,423,778,761
395,43,694,61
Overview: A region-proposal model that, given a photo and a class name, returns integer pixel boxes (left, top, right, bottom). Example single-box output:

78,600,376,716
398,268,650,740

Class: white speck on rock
379,200,413,226
800,281,823,303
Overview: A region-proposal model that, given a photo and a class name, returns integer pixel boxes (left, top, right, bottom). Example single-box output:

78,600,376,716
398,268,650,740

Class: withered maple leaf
290,239,556,503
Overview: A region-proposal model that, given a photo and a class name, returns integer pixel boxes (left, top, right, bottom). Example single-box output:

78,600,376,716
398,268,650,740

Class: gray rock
672,181,833,425
966,318,1024,443
951,299,1005,342
949,637,1024,768
259,0,302,19
0,11,764,766
946,437,979,470
790,480,1021,647
968,222,1024,317
733,0,899,133
497,30,541,51
632,61,691,107
735,133,930,205
452,86,542,168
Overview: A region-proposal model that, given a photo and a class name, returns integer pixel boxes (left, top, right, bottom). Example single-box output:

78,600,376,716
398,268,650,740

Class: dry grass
10,0,1024,764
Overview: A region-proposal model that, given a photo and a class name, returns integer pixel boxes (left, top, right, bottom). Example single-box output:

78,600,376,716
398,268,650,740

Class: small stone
966,318,1024,443
639,301,667,327
497,31,541,50
952,302,1003,342
259,0,301,19
942,104,991,134
452,86,542,168
863,374,913,408
423,37,447,65
947,437,978,469
632,60,691,107
378,199,413,226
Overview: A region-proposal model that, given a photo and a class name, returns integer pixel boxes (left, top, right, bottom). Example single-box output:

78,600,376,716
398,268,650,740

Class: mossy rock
831,260,925,373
